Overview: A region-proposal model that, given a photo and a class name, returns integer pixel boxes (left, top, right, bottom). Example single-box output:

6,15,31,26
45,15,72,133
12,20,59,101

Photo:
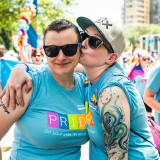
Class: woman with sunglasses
19,43,45,65
1,17,159,160
144,59,160,125
76,17,159,159
0,19,89,160
128,50,152,114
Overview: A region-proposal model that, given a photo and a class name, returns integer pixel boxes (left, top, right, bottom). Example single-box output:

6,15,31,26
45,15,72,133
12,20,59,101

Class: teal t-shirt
9,67,89,160
146,60,160,125
85,62,159,160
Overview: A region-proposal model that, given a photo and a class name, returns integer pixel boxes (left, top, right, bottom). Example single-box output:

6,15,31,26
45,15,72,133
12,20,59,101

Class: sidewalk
1,125,14,160
1,125,89,160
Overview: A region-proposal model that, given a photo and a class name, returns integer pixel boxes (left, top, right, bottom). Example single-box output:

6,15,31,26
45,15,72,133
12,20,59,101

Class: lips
56,62,70,67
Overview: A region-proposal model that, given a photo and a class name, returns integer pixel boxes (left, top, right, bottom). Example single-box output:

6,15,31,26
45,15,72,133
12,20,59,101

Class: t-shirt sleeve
146,64,160,93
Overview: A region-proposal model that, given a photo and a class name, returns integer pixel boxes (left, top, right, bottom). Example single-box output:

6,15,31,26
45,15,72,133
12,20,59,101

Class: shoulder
28,65,49,79
98,86,130,117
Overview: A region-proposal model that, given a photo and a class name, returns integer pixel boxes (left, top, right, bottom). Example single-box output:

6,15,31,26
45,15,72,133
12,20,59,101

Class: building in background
150,0,160,24
123,0,160,54
140,34,160,54
123,0,160,29
123,0,150,29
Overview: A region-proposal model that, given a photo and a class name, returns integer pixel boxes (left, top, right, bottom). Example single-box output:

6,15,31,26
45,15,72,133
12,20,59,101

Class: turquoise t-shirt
9,67,89,160
146,60,160,125
85,62,159,160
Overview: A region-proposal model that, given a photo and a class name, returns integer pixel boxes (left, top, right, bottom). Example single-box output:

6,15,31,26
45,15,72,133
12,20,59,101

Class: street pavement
1,125,89,160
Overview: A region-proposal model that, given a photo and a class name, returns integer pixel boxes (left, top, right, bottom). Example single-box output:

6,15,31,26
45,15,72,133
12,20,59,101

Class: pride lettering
47,112,86,130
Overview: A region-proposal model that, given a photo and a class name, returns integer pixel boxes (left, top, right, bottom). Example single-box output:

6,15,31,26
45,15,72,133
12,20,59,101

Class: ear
106,53,118,65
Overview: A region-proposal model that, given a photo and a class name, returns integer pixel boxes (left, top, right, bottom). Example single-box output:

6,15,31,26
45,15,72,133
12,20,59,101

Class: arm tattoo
100,88,129,159
0,99,10,114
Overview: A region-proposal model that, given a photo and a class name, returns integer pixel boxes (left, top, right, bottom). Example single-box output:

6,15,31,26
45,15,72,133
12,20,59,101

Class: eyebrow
85,29,102,39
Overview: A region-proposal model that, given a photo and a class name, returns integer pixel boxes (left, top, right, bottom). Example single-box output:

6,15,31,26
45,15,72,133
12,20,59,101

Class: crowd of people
0,16,160,160
118,43,159,115
0,41,46,65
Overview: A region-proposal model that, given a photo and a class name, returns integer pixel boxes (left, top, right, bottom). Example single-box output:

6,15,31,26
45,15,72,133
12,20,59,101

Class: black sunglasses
80,32,114,53
43,43,81,57
142,57,150,61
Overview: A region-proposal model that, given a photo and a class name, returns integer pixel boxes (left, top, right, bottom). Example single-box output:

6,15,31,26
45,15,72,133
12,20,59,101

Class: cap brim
77,17,96,31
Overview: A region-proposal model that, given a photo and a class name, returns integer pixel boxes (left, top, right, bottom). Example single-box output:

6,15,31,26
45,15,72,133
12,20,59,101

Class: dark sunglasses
43,43,81,57
80,32,114,53
32,54,42,57
142,57,150,61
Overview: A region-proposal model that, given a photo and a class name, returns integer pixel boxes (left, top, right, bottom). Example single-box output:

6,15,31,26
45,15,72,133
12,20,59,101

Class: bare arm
0,86,32,140
143,88,160,112
19,46,28,64
98,86,130,160
0,66,32,109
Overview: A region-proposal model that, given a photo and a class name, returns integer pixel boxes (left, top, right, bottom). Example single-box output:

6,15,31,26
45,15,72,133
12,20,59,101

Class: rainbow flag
27,0,38,48
128,59,144,81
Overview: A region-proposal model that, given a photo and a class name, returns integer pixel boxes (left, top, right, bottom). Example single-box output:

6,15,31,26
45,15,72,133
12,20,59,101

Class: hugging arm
0,65,32,109
0,86,32,159
98,86,130,160
0,86,32,139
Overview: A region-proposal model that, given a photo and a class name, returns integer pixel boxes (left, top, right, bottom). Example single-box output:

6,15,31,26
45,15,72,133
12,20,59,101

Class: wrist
13,63,29,72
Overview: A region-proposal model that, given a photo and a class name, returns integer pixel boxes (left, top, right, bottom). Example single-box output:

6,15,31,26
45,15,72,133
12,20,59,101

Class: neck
51,72,74,89
84,66,109,84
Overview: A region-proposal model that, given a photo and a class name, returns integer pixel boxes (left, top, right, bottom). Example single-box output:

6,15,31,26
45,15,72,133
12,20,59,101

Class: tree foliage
125,24,160,48
0,0,76,49
37,0,77,34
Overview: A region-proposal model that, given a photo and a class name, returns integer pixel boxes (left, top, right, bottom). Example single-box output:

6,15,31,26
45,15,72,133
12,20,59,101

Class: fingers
0,88,6,99
25,78,33,93
10,87,16,110
16,86,24,107
3,84,24,109
5,87,10,108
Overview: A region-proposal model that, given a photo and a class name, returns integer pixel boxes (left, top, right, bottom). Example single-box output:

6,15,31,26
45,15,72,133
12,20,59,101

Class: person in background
0,45,6,58
1,17,159,159
128,50,152,114
120,55,132,75
0,19,89,160
4,50,19,61
29,48,44,65
144,59,160,125
19,44,44,65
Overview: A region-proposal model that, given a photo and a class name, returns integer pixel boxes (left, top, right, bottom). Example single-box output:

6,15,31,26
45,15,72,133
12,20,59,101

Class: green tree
37,0,77,34
125,24,160,49
0,0,24,49
0,0,76,50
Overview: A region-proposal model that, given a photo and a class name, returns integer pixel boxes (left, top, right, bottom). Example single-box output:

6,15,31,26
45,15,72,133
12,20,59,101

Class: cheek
46,57,52,64
71,54,80,64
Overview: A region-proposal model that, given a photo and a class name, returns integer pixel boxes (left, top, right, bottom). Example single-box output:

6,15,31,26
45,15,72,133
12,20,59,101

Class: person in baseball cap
77,16,125,57
76,16,159,160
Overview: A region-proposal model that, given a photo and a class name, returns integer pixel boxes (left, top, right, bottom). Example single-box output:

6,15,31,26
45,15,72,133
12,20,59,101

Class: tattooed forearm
99,87,129,159
103,111,129,159
0,100,10,114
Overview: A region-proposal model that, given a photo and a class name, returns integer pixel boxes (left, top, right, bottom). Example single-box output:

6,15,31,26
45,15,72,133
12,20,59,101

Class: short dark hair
31,48,43,57
44,19,81,44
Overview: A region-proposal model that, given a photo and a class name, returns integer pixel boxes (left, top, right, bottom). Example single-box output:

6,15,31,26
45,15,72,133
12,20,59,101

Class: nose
57,49,66,60
81,38,88,49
